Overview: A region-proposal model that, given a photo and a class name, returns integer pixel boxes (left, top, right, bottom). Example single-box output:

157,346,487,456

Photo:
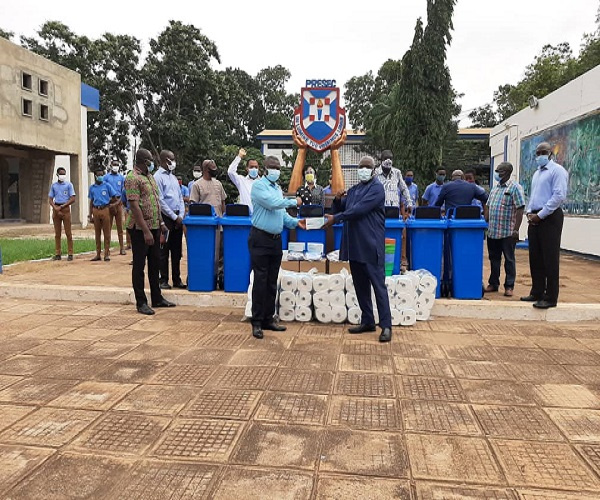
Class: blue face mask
96,175,104,183
493,172,501,183
147,161,155,173
405,176,413,185
266,169,280,183
436,174,446,183
535,155,549,168
248,168,259,179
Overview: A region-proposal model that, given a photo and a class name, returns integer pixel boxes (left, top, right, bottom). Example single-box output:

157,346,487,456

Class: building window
22,98,33,117
39,79,49,96
22,72,33,91
40,104,49,121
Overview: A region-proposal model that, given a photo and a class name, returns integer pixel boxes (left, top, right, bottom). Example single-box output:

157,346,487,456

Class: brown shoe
504,288,514,297
484,285,498,293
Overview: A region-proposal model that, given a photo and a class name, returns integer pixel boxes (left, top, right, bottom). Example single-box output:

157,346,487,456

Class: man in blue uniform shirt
422,167,446,207
48,167,76,261
88,167,119,261
435,169,488,211
249,156,305,340
325,156,392,343
104,158,127,255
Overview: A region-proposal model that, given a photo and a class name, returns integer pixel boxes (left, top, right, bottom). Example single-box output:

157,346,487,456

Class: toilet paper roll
295,306,312,322
280,274,298,292
313,291,330,308
244,301,252,318
279,306,296,322
312,275,330,293
387,288,396,302
330,291,345,307
345,275,354,292
391,308,402,326
329,274,345,292
400,308,417,326
279,291,296,308
297,274,313,293
347,307,361,325
331,305,347,323
405,272,421,290
346,292,359,308
416,292,435,310
315,306,333,323
395,276,415,295
416,307,431,321
385,276,396,294
395,292,415,309
296,291,312,307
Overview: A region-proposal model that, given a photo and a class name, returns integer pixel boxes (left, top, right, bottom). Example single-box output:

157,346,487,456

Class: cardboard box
305,217,325,230
288,242,305,253
299,260,327,273
327,261,351,275
281,260,300,272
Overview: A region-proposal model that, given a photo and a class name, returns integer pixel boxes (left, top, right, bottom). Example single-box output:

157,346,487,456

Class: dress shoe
153,298,176,308
173,282,188,289
159,282,172,290
137,303,155,315
104,256,111,262
533,300,557,309
520,295,539,302
90,255,101,262
120,249,127,255
348,324,377,334
252,325,264,339
379,327,392,343
67,255,73,261
484,285,498,293
504,288,514,297
262,323,286,332
52,255,61,261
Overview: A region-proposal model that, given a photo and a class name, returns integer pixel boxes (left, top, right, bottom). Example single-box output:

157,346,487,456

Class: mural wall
520,111,600,216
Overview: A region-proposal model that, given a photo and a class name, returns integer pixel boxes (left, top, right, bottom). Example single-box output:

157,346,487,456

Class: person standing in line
521,141,569,309
105,158,127,255
422,167,447,207
48,167,76,261
435,169,488,210
374,150,413,218
484,162,526,297
88,167,119,262
188,164,202,192
228,148,260,213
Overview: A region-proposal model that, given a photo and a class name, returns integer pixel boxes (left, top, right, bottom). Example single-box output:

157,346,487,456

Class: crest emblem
293,84,346,152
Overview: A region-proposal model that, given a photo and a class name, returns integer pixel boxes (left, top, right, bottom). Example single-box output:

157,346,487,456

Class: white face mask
357,167,372,182
167,161,177,171
266,169,281,183
111,166,119,173
193,171,202,179
248,168,259,179
57,174,67,182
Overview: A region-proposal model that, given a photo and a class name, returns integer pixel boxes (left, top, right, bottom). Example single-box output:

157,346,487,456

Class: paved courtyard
0,298,600,498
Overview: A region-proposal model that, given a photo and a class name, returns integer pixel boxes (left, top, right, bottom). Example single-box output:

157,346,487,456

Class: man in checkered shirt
484,162,526,297
374,150,413,217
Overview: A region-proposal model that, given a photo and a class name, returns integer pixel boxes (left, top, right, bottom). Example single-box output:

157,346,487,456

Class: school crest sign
293,79,346,152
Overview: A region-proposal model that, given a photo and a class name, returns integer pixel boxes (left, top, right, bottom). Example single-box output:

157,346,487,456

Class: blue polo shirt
423,182,443,206
49,181,75,204
89,181,117,207
104,172,125,198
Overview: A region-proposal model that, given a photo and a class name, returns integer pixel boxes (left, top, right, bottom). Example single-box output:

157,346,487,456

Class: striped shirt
125,167,162,230
374,166,413,209
486,179,526,239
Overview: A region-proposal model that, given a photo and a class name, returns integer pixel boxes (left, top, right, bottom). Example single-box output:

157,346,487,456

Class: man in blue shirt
154,150,187,289
435,169,488,211
88,167,119,261
325,156,392,343
104,158,127,255
249,156,305,339
521,142,569,309
48,167,76,261
422,167,446,207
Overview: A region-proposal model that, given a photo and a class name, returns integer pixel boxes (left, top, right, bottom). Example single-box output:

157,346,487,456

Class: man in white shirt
228,148,260,213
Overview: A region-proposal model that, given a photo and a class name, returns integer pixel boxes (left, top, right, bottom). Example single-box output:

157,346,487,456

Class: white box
306,243,324,255
288,242,305,253
305,217,325,230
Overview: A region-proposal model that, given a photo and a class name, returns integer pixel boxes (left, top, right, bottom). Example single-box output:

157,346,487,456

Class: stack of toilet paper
277,271,314,322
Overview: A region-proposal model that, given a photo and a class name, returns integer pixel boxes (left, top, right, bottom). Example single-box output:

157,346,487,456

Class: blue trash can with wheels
384,213,405,276
296,204,326,249
184,203,219,292
332,223,343,251
447,207,488,299
220,204,253,293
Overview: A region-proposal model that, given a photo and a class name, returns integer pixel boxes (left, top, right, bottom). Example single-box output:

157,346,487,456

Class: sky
1,0,598,126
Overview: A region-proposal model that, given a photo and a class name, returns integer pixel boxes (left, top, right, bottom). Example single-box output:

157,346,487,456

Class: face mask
147,161,155,173
405,176,413,185
111,166,119,173
248,168,259,179
266,169,280,182
208,169,217,178
167,161,176,171
96,175,104,183
305,173,315,183
57,174,66,182
536,155,549,168
178,180,182,186
193,171,202,179
358,167,372,182
436,174,446,183
381,159,393,169
493,172,502,183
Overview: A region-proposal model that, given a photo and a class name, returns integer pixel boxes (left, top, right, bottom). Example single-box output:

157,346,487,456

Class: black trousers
249,227,282,327
129,228,163,307
350,260,392,329
159,214,184,285
487,236,517,289
527,208,564,303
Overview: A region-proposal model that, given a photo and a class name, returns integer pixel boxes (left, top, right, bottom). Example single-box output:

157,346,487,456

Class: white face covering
357,167,372,182
193,171,202,179
111,166,119,173
167,161,177,171
57,174,67,182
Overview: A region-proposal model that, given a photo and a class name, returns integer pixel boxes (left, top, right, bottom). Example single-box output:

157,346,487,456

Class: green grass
0,238,101,265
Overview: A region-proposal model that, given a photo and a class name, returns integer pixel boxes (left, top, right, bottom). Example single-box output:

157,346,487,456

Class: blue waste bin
282,227,289,250
384,218,405,276
296,204,326,249
184,204,219,292
407,217,447,297
447,213,488,299
220,205,253,293
332,223,343,251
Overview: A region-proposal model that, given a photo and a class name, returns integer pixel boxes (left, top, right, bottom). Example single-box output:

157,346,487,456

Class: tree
468,103,499,128
0,28,14,41
254,65,298,131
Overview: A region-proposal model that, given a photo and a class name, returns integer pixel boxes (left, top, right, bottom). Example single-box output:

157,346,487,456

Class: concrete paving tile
208,366,276,390
533,384,600,409
406,433,503,485
328,396,400,430
4,452,131,499
46,316,99,329
394,357,453,377
577,444,600,476
0,375,23,391
460,380,536,406
470,323,525,335
227,349,283,366
301,324,345,339
505,363,579,384
565,365,600,385
34,358,113,380
529,336,591,349
150,364,217,386
57,327,121,341
48,381,138,410
96,360,167,383
416,482,517,499
320,428,408,477
402,400,481,435
398,321,432,331
494,347,555,364
86,316,141,330
517,490,599,500
483,335,537,348
280,351,338,371
114,384,195,415
270,369,334,395
107,460,220,499
25,339,95,357
0,355,63,376
152,418,245,461
0,338,45,356
340,354,394,374
472,405,563,441
334,372,395,398
0,407,99,447
181,389,262,420
72,342,138,359
103,329,159,344
316,475,411,500
491,439,600,490
36,303,89,315
3,315,57,331
195,332,248,349
240,332,294,351
119,344,187,363
342,340,392,356
256,392,328,426
427,332,487,346
397,375,465,402
545,408,600,441
392,342,446,359
451,361,514,381
143,330,206,347
0,378,79,405
0,444,54,495
173,347,235,365
290,336,343,353
3,303,52,315
71,412,170,456
0,404,36,432
15,326,76,340
443,345,500,361
232,423,322,469
423,320,473,333
72,305,125,316
544,348,600,365
212,467,313,500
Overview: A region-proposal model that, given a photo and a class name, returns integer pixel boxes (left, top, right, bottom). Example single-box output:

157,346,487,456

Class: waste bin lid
452,205,482,219
407,218,448,228
384,218,406,229
414,206,442,219
189,203,215,216
183,215,219,226
385,206,400,219
225,204,250,216
219,215,253,226
447,218,488,229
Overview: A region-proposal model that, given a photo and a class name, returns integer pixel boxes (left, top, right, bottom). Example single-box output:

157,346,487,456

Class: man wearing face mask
401,170,418,207
88,167,119,262
189,165,202,192
324,156,393,343
296,165,324,206
422,167,447,207
435,169,488,211
228,148,260,213
125,148,175,315
483,162,525,297
48,167,76,261
521,142,569,309
104,158,127,255
249,156,306,339
154,150,186,290
374,150,413,217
